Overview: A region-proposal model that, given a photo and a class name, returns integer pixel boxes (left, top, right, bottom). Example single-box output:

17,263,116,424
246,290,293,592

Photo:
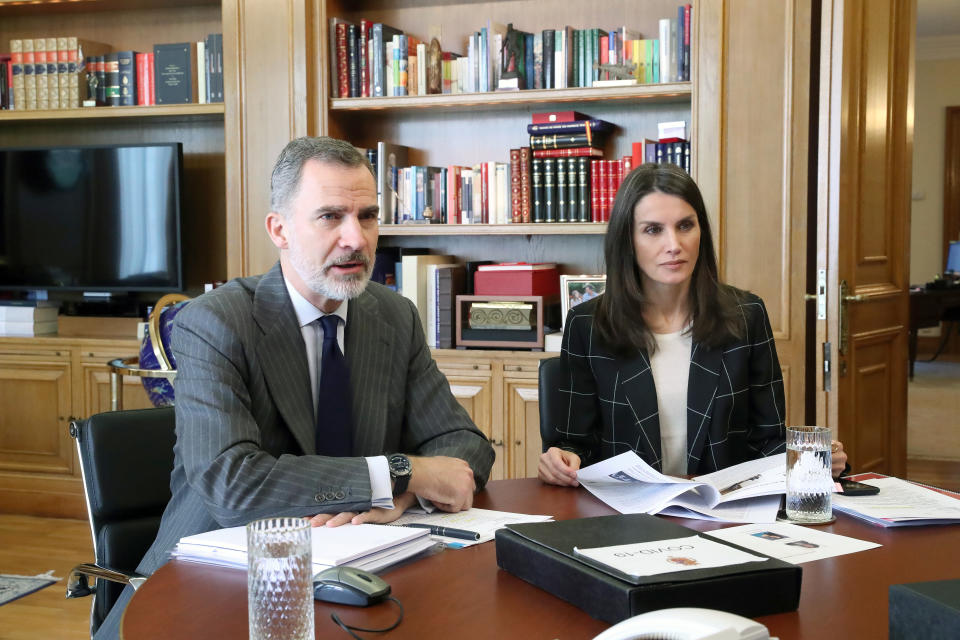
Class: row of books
0,301,59,337
1,34,223,110
84,36,223,108
330,5,692,99
1,37,94,111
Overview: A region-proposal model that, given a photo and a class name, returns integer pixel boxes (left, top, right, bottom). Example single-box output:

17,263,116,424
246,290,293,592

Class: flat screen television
0,142,183,293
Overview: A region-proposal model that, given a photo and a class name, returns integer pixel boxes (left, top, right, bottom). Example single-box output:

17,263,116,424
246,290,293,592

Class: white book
496,162,508,224
416,42,426,95
400,254,454,334
658,19,671,83
172,523,433,574
196,40,207,104
0,320,58,337
0,304,59,323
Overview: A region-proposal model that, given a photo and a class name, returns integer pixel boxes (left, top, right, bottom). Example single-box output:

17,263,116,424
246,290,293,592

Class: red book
519,147,532,224
631,141,647,168
532,147,603,159
684,4,692,81
359,19,371,97
480,162,489,224
591,160,602,223
135,53,146,105
509,148,522,224
605,160,618,223
446,166,462,224
622,154,633,176
531,110,590,124
336,22,349,98
148,53,156,105
477,262,557,271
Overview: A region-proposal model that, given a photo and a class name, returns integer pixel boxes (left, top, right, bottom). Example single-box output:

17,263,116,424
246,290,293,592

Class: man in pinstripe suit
93,137,493,639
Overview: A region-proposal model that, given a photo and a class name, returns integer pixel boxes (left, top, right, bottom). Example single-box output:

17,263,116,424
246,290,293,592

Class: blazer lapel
344,290,394,455
618,350,663,469
686,341,723,471
253,263,316,455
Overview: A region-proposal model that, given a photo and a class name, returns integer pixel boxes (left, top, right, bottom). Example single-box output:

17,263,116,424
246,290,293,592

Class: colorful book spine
556,157,568,223
56,37,70,108
527,119,613,135
543,157,556,223
46,37,59,110
359,19,371,97
532,147,604,159
104,53,120,106
520,147,532,224
336,22,349,98
347,24,359,97
591,160,603,223
34,39,48,110
578,157,590,223
530,133,600,150
11,40,25,111
684,4,692,82
510,148,522,223
532,158,544,223
567,157,578,222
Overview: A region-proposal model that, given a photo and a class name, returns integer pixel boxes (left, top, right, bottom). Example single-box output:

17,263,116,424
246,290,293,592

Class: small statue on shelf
500,23,527,90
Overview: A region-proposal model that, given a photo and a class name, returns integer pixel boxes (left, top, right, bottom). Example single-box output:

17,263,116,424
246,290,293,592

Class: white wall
911,36,960,284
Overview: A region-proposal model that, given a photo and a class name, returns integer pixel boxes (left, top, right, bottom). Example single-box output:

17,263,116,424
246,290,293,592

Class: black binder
495,514,801,624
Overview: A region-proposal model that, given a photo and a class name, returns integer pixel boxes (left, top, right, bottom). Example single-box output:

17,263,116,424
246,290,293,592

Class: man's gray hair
270,136,374,216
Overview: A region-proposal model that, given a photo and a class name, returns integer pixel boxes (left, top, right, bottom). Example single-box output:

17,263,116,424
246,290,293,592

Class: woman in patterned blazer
538,163,847,485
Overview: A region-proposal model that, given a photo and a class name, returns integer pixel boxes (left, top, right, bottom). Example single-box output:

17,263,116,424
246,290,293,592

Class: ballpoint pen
719,474,761,495
402,524,481,541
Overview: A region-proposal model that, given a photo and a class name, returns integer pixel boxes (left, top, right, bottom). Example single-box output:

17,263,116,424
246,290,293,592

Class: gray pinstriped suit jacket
136,262,494,576
546,290,786,475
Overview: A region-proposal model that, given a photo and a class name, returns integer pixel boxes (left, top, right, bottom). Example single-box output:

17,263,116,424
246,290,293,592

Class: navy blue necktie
315,315,353,456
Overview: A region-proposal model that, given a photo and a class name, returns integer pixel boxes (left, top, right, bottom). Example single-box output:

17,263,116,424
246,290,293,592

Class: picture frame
560,274,607,329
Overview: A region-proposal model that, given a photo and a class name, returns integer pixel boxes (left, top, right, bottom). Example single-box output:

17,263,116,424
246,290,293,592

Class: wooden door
817,0,914,475
713,0,813,425
502,361,541,479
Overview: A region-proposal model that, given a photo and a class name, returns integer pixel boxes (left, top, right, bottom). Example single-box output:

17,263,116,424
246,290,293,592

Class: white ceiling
917,0,960,37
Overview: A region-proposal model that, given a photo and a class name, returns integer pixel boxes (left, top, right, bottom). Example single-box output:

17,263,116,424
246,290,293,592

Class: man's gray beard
289,247,371,301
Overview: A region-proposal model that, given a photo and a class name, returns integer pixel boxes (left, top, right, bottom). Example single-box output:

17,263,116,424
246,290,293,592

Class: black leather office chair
66,407,176,635
538,356,564,452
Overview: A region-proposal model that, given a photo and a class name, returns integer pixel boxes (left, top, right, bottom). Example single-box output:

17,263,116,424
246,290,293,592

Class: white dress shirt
650,328,693,476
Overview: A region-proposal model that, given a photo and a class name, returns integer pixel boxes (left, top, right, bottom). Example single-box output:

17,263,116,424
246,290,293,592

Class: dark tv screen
0,143,183,292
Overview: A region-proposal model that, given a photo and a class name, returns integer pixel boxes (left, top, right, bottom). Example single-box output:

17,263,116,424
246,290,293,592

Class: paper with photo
574,535,767,578
704,522,880,563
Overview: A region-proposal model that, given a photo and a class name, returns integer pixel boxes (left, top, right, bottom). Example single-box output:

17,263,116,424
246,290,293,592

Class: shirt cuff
367,456,394,509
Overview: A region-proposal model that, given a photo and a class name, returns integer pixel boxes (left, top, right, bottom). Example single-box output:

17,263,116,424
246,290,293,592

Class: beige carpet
907,359,960,460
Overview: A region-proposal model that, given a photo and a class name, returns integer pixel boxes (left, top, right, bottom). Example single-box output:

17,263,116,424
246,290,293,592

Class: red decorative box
474,267,560,297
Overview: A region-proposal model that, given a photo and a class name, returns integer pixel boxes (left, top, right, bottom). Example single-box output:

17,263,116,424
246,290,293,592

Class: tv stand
63,294,147,318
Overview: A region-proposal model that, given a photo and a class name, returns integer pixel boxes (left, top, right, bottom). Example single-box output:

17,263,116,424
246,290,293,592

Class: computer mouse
313,566,391,607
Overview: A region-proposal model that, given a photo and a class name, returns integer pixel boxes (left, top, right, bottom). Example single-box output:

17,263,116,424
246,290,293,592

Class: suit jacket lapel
345,290,393,455
253,263,316,455
618,350,663,469
686,341,722,470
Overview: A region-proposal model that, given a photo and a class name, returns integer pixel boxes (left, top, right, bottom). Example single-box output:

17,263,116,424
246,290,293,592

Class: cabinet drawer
436,360,492,374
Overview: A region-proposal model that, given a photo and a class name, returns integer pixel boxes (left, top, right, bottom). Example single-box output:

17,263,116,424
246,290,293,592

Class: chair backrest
538,357,564,452
70,407,176,629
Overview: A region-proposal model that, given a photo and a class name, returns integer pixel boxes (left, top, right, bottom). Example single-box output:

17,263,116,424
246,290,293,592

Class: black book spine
531,158,544,223
543,158,556,223
96,55,106,106
0,63,7,109
578,157,590,223
567,158,578,222
542,29,554,89
347,24,359,97
556,157,567,223
117,50,136,106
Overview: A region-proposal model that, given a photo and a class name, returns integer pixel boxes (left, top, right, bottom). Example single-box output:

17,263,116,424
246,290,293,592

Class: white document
574,535,767,578
388,507,553,547
832,477,960,525
705,522,881,564
173,523,433,574
576,450,785,523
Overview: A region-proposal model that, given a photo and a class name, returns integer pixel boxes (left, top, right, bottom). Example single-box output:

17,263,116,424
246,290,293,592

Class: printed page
573,535,766,578
388,507,553,546
832,477,960,521
692,453,787,505
659,494,782,523
705,522,881,563
576,450,705,514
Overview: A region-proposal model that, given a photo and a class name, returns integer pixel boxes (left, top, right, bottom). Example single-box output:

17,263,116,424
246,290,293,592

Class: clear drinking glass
785,426,833,523
247,517,314,640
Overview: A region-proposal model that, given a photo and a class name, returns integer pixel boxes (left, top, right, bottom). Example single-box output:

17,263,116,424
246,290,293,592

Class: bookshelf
0,0,227,517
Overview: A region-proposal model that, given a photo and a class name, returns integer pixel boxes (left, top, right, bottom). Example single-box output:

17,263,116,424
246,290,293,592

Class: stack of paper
577,451,786,523
832,475,960,527
172,523,435,574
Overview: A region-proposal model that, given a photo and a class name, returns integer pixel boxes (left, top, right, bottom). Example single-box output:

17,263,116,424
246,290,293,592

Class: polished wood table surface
122,478,959,639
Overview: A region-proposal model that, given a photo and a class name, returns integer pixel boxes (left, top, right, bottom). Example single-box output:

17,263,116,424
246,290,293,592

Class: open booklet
576,450,786,523
831,473,960,527
172,523,436,575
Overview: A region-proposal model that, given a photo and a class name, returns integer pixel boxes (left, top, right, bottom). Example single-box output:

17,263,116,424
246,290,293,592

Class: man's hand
310,491,419,527
407,455,475,512
538,447,581,486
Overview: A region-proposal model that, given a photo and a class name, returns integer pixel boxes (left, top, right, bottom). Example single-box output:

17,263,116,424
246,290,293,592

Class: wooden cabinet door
502,361,542,479
78,347,154,418
433,358,501,480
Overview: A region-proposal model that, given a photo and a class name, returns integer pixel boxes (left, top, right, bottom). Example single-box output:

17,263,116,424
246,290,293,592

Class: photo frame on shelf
560,274,607,328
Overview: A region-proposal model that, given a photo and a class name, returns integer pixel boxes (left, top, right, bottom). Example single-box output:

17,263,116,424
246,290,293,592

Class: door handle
838,280,864,355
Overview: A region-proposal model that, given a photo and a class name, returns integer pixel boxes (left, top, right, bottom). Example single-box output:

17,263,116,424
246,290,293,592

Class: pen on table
403,524,481,541
719,474,761,495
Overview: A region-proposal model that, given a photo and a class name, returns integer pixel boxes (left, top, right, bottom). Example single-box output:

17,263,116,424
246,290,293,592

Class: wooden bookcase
0,0,227,517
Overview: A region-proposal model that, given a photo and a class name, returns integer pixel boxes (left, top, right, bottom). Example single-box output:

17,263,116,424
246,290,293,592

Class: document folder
495,514,801,624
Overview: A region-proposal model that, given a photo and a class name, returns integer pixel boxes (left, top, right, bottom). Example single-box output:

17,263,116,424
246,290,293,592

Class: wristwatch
388,453,412,495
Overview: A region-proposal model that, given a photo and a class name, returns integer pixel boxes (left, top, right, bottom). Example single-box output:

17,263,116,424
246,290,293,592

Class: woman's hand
538,447,582,486
831,440,848,478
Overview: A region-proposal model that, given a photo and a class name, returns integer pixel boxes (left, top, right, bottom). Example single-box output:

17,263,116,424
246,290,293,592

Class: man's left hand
309,491,419,527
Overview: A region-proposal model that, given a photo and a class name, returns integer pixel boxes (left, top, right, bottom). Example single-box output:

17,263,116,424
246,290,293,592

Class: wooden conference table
122,478,958,639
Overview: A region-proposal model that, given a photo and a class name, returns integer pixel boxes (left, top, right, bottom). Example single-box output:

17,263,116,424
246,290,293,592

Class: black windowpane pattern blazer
548,290,786,474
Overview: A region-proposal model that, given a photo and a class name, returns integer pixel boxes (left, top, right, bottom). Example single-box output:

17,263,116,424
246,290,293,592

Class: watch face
390,454,411,476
